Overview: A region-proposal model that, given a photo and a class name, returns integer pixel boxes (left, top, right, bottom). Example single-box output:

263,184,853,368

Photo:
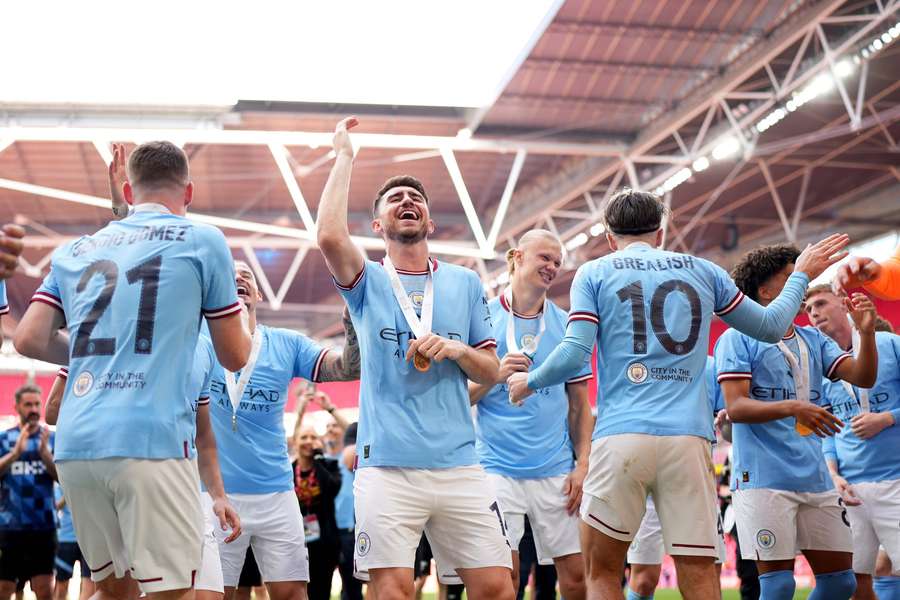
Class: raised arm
108,143,130,220
721,234,849,343
830,293,878,388
316,118,365,286
317,307,361,382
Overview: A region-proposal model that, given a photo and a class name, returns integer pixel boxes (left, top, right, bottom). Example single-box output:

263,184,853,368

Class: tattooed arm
317,306,361,382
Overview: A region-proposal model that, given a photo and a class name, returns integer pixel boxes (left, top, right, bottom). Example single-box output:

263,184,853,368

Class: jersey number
616,279,702,355
72,256,162,357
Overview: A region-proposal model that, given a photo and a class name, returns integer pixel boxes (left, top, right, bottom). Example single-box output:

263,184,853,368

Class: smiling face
233,260,262,310
372,186,434,245
512,234,563,292
296,424,318,459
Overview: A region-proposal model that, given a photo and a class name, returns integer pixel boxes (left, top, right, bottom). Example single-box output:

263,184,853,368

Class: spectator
336,423,362,600
0,384,57,600
294,387,351,460
293,423,341,600
53,488,94,600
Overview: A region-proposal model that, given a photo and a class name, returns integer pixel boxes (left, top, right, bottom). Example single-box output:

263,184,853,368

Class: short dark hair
731,244,801,302
127,141,190,191
604,189,666,236
15,384,41,404
373,175,429,215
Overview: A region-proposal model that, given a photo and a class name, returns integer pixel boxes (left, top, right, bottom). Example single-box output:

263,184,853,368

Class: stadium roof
0,0,897,339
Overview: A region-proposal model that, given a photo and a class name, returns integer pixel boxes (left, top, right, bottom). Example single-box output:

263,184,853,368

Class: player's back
38,210,239,461
578,243,738,440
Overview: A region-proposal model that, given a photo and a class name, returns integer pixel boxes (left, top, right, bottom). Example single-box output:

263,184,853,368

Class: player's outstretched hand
833,256,881,295
850,412,893,440
333,117,358,160
793,233,850,281
562,464,586,516
831,474,862,506
0,224,25,280
497,353,531,384
844,292,876,334
507,371,533,407
213,496,242,543
793,402,843,437
109,143,129,218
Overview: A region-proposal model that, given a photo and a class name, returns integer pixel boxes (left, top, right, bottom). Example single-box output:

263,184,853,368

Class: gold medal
413,352,431,372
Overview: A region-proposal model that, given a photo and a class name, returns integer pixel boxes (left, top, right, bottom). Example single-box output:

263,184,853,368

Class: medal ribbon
224,328,263,430
503,286,546,359
776,331,811,404
382,256,434,348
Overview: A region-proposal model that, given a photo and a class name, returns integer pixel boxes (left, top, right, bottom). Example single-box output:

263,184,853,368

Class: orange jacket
865,245,900,300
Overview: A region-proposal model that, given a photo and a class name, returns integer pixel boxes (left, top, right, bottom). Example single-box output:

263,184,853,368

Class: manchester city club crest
408,291,424,309
626,362,649,384
356,531,371,557
520,334,537,354
756,529,776,549
73,371,94,397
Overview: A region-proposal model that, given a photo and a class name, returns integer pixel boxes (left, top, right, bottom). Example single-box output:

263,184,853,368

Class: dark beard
385,223,428,244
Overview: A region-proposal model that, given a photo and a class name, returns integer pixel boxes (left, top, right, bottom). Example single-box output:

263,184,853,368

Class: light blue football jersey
476,295,592,479
822,332,900,484
565,243,746,441
715,326,851,492
336,258,495,469
0,280,8,316
33,208,241,461
706,356,725,414
206,324,326,494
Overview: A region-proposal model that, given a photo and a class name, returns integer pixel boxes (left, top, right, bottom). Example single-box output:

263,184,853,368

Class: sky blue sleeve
891,338,900,425
716,271,810,343
32,266,65,316
528,265,597,390
706,357,725,412
334,260,369,315
818,330,853,382
0,281,8,315
714,330,753,383
468,273,495,350
198,338,215,403
292,331,328,383
196,225,241,320
821,433,837,463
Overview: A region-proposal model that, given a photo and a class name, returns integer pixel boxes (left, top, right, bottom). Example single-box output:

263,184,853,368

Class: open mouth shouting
397,207,420,222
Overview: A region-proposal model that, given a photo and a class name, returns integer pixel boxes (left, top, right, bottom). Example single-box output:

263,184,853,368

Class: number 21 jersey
32,208,241,461
570,242,743,441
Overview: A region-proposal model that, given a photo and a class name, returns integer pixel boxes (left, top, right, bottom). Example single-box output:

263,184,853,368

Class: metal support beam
759,160,799,243
440,147,489,252
486,149,527,250
268,143,317,233
791,168,812,240
815,25,860,129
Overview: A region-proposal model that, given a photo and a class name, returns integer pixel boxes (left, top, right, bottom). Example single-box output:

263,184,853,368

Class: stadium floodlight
711,137,741,161
834,59,854,78
565,232,589,251
691,156,710,172
589,223,606,237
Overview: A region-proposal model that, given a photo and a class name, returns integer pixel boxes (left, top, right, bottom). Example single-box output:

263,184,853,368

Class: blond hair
506,229,562,276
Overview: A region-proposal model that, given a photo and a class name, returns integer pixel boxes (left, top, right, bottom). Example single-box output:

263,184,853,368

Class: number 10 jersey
570,242,743,441
33,209,241,461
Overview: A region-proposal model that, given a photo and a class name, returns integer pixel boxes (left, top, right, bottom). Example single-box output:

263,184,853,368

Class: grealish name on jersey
611,255,695,271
